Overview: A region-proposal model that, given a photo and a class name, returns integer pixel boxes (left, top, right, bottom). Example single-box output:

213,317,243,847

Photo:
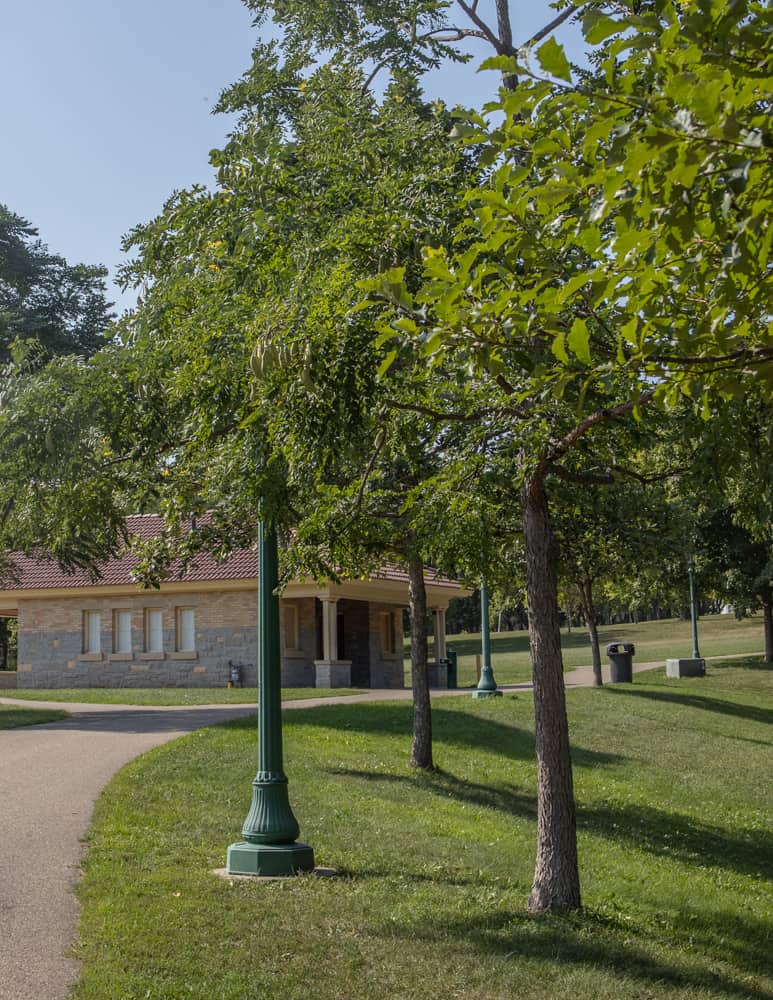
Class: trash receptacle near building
446,648,458,689
606,642,635,683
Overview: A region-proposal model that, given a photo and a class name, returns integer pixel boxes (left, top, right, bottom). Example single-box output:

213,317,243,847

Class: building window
113,610,132,654
380,611,396,655
282,604,299,652
176,607,195,652
82,611,101,654
144,608,164,653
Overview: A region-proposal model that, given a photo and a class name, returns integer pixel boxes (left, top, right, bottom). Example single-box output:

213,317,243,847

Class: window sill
170,650,198,660
282,649,307,659
139,651,165,660
108,653,133,661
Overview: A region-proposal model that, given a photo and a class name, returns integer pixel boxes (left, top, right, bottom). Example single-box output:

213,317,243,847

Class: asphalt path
0,653,754,999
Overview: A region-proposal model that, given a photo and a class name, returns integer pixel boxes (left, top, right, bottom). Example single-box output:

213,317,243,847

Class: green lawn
72,656,772,999
430,612,766,687
2,615,763,705
1,686,364,706
0,704,68,728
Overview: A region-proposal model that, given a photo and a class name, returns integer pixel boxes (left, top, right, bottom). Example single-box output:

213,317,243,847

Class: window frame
112,608,132,655
379,611,396,656
144,607,164,654
282,603,300,653
175,606,196,653
82,610,101,655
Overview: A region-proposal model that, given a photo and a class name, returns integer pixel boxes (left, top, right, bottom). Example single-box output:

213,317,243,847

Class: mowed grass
0,704,68,728
72,656,772,1000
430,613,766,687
1,686,363,706
2,615,763,704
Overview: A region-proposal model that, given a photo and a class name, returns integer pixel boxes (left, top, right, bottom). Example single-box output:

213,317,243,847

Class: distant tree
0,204,113,362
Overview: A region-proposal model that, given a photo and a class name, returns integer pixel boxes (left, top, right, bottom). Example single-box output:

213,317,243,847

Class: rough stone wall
280,597,316,687
16,591,259,689
338,598,371,687
368,602,405,689
15,591,406,689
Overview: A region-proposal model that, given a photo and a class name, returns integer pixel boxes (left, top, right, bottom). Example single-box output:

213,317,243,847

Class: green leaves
536,37,572,82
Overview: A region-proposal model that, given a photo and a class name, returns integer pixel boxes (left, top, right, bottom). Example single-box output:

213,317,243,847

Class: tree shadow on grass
709,656,772,672
579,799,773,881
326,763,773,882
603,686,773,728
329,765,538,822
282,702,625,768
377,905,773,1000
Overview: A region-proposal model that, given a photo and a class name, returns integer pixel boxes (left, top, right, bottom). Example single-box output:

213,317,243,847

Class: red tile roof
5,515,257,590
2,514,463,592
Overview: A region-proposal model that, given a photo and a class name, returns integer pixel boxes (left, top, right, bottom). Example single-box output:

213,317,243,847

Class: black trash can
606,642,635,683
446,648,458,689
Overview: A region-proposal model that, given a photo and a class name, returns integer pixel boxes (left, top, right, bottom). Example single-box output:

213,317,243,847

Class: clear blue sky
0,1,584,313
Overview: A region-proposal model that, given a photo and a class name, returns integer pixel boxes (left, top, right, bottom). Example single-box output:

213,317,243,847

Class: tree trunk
579,576,602,687
761,587,773,663
521,474,581,912
407,553,433,769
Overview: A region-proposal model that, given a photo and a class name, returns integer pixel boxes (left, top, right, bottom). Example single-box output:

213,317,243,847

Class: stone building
0,515,465,690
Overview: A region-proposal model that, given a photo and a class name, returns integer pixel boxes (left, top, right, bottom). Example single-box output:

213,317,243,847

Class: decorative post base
666,657,706,678
472,665,502,699
314,660,352,688
472,687,503,699
226,841,315,877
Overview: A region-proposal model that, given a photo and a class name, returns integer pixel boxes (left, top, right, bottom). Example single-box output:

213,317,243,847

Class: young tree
363,0,771,911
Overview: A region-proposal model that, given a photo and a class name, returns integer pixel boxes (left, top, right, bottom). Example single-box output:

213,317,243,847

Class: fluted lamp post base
227,841,315,877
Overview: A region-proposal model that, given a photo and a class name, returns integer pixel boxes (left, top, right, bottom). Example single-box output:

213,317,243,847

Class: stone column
433,608,447,661
314,597,352,688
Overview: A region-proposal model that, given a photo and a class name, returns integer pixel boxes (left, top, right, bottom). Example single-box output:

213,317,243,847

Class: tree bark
761,587,773,663
407,552,433,769
522,473,581,912
579,575,603,687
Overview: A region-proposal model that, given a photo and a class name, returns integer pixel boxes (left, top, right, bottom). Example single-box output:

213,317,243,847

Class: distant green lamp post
226,521,314,876
688,557,701,660
473,577,502,699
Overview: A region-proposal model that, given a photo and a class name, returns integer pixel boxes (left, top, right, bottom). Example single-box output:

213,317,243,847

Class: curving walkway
0,653,750,999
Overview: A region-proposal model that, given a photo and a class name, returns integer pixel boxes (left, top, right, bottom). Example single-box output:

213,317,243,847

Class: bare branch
650,346,773,367
353,428,387,512
549,462,614,485
362,59,389,93
420,27,491,43
542,387,658,474
383,399,491,422
455,0,506,53
522,5,582,48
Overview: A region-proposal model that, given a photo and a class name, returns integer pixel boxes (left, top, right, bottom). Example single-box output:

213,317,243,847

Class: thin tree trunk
761,587,773,663
407,552,433,769
579,576,602,687
522,473,581,912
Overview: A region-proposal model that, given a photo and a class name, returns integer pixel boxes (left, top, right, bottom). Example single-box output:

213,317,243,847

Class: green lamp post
688,557,701,660
226,521,314,876
472,577,502,699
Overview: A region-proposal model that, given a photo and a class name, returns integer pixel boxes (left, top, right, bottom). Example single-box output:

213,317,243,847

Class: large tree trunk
522,473,581,912
761,586,773,663
407,552,433,770
579,575,603,687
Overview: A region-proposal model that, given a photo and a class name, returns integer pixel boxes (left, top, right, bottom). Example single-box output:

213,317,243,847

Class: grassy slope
72,657,772,1000
0,705,68,728
434,613,766,687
